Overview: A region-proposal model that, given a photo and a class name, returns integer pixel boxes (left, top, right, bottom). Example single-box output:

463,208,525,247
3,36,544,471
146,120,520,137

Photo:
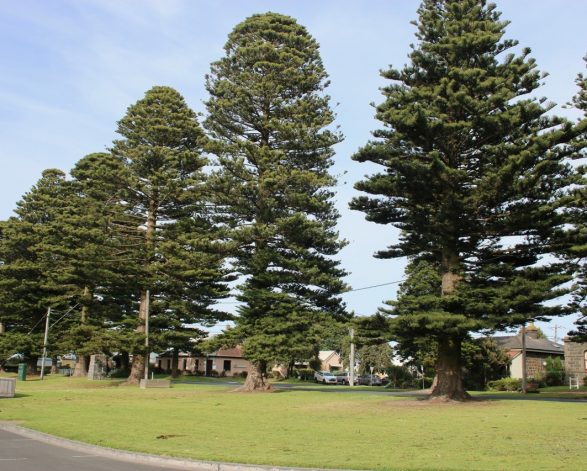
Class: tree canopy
205,12,349,391
350,0,578,400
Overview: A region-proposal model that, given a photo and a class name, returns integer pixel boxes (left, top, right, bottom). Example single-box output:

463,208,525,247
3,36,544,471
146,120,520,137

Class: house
271,350,344,377
156,346,252,377
493,324,564,379
204,346,252,376
563,337,587,384
318,350,343,372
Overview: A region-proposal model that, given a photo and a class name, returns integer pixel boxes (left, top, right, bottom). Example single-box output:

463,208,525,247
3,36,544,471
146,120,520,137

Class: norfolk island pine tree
350,0,579,400
204,13,349,391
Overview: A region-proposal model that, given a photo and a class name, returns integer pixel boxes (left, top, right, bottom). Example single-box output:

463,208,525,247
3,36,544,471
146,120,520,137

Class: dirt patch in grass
381,397,497,408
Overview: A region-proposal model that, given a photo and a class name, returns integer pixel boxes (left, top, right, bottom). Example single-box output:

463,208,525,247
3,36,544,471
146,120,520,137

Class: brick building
563,337,587,385
493,324,564,379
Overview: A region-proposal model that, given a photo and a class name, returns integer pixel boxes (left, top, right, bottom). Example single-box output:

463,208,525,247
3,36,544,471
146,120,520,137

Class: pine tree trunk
127,200,157,385
171,348,179,378
240,361,272,392
127,291,149,384
73,355,88,377
73,286,92,377
27,357,38,375
50,356,58,374
429,249,470,401
128,353,145,384
287,360,295,379
430,336,470,401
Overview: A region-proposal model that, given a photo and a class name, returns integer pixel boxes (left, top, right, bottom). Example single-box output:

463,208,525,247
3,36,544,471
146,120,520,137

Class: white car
314,370,338,384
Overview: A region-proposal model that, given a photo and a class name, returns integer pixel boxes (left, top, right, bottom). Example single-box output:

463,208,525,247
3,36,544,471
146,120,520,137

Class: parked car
357,374,384,386
335,372,359,385
314,370,338,384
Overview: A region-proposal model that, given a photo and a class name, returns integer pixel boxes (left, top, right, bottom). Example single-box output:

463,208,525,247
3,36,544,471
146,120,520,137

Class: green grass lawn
1,375,585,471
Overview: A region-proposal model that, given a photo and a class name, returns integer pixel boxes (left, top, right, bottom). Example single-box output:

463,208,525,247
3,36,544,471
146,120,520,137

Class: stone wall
564,338,587,384
526,353,548,379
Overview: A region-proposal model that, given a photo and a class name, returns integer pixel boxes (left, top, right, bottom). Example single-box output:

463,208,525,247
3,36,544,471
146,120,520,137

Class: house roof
318,350,337,361
157,350,193,358
213,346,244,358
493,335,564,355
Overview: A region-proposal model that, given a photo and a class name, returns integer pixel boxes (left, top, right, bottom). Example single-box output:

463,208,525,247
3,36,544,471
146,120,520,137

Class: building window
223,360,231,372
584,351,587,372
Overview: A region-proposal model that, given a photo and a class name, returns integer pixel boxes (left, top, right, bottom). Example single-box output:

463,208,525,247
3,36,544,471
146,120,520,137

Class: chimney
525,323,539,339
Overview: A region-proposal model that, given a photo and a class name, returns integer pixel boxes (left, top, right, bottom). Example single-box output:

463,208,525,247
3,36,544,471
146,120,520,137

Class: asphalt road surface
0,428,192,471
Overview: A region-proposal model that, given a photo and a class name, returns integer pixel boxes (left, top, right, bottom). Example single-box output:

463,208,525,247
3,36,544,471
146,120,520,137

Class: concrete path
0,427,182,470
0,423,326,471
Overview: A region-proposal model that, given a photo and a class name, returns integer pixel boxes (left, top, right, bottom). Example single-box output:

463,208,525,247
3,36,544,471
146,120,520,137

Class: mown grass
0,375,585,471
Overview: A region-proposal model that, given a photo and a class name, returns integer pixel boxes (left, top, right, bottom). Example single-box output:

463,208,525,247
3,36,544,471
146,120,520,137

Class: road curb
0,422,352,471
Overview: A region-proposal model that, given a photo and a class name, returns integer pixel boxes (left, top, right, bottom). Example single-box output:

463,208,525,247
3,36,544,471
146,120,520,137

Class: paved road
0,428,196,471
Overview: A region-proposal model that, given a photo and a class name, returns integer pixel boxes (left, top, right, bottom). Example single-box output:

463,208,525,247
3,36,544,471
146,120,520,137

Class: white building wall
510,355,522,379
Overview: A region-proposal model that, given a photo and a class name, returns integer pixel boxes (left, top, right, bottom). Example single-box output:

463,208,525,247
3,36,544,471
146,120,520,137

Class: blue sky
1,1,585,339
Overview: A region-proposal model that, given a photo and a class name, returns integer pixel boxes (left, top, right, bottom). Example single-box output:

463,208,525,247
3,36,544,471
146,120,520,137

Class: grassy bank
0,375,585,471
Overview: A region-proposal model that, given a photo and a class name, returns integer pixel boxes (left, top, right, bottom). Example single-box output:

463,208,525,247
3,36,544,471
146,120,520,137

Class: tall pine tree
351,0,577,400
111,86,230,384
566,56,587,340
0,169,73,371
54,152,140,376
205,13,348,391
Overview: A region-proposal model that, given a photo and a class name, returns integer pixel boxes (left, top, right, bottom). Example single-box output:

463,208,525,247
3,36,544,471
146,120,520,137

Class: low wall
0,377,16,398
139,379,170,389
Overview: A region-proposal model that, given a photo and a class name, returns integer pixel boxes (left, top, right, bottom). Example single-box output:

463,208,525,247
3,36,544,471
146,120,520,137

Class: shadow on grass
8,393,31,399
473,393,587,403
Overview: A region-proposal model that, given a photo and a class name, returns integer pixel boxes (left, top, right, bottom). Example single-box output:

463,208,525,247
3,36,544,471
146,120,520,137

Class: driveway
0,427,206,471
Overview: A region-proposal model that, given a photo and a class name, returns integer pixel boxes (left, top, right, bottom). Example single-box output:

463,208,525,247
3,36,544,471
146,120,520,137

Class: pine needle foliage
351,0,578,399
205,13,348,390
565,56,587,340
111,86,231,383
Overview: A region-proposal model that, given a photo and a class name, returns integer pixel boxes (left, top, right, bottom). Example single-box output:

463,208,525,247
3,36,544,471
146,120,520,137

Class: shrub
543,356,565,386
308,358,321,371
295,368,314,381
385,364,416,389
208,369,219,377
107,368,130,378
487,377,521,391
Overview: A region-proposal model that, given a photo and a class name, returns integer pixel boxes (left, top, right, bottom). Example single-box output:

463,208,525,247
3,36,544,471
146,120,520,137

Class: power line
50,304,80,330
27,315,47,335
213,279,405,305
346,280,403,293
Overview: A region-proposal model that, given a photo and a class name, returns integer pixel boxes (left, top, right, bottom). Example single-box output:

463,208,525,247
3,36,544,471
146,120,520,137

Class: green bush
487,377,521,391
385,364,416,389
295,368,314,381
107,368,130,378
543,356,565,386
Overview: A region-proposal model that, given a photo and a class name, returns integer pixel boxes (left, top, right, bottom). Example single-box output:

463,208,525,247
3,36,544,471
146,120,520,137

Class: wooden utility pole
521,324,527,393
144,290,150,382
349,328,355,388
40,307,51,380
